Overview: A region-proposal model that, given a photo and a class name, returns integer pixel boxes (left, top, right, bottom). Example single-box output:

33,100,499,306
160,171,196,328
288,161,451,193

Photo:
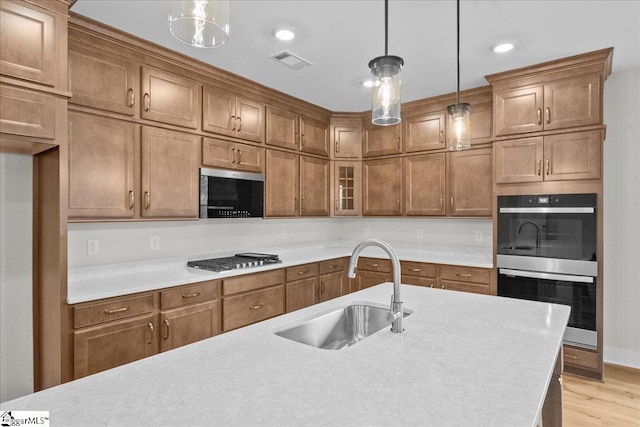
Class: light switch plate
87,239,99,255
150,235,160,250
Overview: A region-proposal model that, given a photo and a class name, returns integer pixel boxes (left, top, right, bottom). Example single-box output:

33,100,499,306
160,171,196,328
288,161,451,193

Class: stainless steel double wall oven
497,194,597,349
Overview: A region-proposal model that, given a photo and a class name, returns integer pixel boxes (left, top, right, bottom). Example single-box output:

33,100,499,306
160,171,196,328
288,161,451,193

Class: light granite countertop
2,283,569,427
68,240,493,304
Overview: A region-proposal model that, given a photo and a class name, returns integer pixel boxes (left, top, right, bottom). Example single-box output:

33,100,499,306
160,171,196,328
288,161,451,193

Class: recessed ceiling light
273,28,295,41
492,42,514,53
362,79,380,88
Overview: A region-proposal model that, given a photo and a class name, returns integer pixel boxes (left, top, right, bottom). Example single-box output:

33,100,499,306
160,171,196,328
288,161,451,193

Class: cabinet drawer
222,269,285,296
402,276,436,288
564,345,599,370
319,258,346,275
160,280,219,310
439,279,490,295
439,265,490,284
286,263,319,281
401,261,436,278
222,285,285,331
357,257,391,273
74,294,154,328
0,85,55,139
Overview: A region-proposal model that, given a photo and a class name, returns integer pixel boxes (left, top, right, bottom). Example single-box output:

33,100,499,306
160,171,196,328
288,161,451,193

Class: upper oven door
497,194,597,261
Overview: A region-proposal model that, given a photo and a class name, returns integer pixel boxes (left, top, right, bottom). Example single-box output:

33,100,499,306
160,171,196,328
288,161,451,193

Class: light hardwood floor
563,364,640,426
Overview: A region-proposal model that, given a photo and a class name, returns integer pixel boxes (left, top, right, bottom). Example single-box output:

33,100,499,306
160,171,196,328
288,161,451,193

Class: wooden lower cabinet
73,314,158,379
286,277,318,312
355,256,391,290
160,301,219,352
438,265,491,295
222,286,285,331
319,258,347,301
401,260,436,288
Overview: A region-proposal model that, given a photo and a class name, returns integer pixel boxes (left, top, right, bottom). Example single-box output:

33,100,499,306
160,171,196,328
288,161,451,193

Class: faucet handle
385,294,399,322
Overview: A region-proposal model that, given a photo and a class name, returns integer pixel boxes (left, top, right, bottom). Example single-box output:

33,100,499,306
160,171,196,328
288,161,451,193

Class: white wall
0,153,33,402
603,67,640,368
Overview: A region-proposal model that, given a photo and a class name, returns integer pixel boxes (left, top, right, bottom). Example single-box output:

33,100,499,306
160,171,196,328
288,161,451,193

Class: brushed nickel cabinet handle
237,149,242,165
143,93,150,111
450,197,455,210
128,191,135,209
230,148,236,164
230,115,236,131
237,116,242,132
336,140,340,153
163,319,170,340
456,273,472,277
249,304,263,310
147,323,154,344
546,159,550,175
144,191,150,209
104,306,129,315
182,292,200,299
439,130,444,144
545,107,551,124
127,88,134,107
537,108,542,125
537,160,542,176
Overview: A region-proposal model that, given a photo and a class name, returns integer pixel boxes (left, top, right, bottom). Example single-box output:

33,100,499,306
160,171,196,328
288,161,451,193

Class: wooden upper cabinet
202,138,264,173
68,112,137,219
141,66,200,129
141,126,200,218
495,137,544,184
333,161,361,217
332,124,361,159
363,122,402,157
404,153,446,216
494,74,601,137
362,157,402,216
265,149,298,217
447,147,492,217
0,85,55,140
69,44,137,115
469,101,492,145
404,112,446,153
0,1,56,86
300,155,330,216
202,85,265,143
266,106,298,150
300,116,329,157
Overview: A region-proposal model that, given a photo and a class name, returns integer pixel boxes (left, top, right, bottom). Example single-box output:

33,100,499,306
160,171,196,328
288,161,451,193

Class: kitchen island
1,283,569,426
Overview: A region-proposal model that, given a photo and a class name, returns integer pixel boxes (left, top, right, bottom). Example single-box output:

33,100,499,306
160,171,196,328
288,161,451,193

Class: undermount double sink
274,303,412,350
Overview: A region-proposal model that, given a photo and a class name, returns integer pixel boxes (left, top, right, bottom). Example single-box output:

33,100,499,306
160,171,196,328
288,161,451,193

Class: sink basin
274,304,412,350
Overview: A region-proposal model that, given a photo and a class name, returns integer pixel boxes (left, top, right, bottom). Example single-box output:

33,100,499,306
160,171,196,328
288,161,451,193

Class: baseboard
604,346,640,369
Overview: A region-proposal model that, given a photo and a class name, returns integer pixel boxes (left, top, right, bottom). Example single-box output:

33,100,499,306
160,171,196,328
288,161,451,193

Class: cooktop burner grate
187,253,281,273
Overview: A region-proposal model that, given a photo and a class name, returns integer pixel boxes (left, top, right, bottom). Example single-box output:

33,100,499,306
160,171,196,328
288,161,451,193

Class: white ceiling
71,1,640,112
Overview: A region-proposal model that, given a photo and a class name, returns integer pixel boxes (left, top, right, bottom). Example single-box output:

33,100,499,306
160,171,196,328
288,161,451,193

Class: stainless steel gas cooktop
187,252,281,273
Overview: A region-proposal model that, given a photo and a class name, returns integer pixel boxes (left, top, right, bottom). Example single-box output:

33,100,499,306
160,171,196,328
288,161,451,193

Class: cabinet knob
143,93,150,111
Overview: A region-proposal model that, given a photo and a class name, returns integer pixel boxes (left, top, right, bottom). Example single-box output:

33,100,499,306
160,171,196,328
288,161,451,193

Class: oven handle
499,207,594,214
499,268,594,283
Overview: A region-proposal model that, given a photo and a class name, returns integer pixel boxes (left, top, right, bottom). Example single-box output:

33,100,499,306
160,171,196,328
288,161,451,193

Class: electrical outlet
417,229,424,239
363,227,370,237
150,235,160,250
281,229,288,240
87,239,99,256
475,231,483,242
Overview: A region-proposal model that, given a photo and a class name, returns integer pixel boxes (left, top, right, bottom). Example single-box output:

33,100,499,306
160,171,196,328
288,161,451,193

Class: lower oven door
498,268,596,349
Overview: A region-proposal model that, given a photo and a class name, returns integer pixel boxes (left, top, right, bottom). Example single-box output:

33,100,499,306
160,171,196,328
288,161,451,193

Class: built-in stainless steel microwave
199,168,264,218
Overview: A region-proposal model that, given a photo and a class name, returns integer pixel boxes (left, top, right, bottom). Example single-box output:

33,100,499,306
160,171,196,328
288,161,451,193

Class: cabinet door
236,97,265,143
469,101,492,145
362,158,402,216
141,66,200,129
447,147,492,217
0,1,56,85
494,137,544,184
235,142,265,173
363,123,402,157
0,85,55,139
544,130,601,181
266,106,298,150
439,279,490,295
494,86,544,136
404,112,446,152
300,156,330,216
69,44,136,115
404,154,446,216
333,161,361,216
319,271,344,302
286,277,318,312
265,149,298,216
68,112,136,218
356,270,389,291
202,137,236,170
160,301,219,352
74,314,157,379
543,74,600,131
300,116,329,156
222,285,285,331
202,85,236,138
141,127,199,218
333,125,361,159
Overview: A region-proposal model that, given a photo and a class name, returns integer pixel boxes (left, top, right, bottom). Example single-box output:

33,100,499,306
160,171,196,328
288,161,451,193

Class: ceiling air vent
270,50,312,70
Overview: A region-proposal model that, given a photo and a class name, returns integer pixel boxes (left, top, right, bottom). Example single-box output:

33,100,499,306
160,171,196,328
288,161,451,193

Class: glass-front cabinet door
333,161,361,216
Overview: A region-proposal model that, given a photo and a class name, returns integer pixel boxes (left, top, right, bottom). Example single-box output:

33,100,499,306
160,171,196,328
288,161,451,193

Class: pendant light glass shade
447,103,471,150
369,55,403,126
169,1,229,48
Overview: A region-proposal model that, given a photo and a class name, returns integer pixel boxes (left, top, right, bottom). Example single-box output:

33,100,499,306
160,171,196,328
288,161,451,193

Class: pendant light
169,1,229,48
368,0,404,126
447,0,471,150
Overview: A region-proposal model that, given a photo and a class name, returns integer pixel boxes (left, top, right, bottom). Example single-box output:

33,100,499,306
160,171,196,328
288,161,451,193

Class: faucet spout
348,239,403,333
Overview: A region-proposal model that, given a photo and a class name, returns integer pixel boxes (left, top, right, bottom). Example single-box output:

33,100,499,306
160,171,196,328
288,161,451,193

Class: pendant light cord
456,0,460,105
384,0,389,56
